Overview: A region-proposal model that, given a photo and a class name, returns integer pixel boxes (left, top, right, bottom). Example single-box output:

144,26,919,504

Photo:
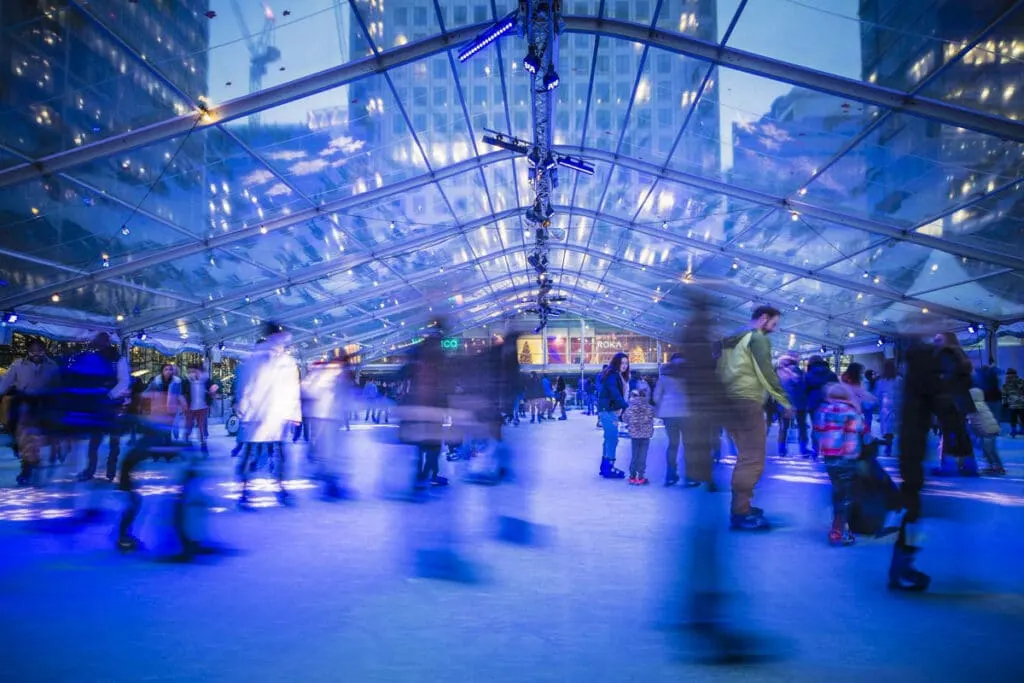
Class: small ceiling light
848,331,855,338
731,262,739,270
862,319,868,326
931,263,939,272
116,314,125,322
820,345,827,353
259,226,268,234
138,331,148,341
790,211,799,221
3,311,18,324
121,225,131,236
798,188,807,196
51,293,60,303
101,253,110,268
877,337,885,347
967,323,977,334
873,276,880,284
921,307,929,313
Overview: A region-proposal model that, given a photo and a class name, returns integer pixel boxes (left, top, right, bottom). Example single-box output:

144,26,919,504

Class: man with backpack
717,306,791,531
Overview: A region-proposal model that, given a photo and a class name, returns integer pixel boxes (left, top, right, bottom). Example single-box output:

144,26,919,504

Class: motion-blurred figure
116,362,183,552
397,321,451,490
930,332,977,477
0,337,60,485
675,296,771,662
72,333,130,481
181,363,217,454
236,323,302,509
302,356,353,500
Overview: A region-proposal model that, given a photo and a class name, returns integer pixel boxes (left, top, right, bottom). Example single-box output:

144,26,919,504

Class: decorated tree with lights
629,346,646,365
520,341,533,364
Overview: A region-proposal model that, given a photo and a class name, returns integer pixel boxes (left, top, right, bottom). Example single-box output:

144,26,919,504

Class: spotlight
3,311,17,324
820,344,827,354
557,156,595,175
121,225,130,236
523,47,540,74
967,323,977,334
458,12,518,62
482,133,530,155
543,65,559,91
877,336,885,347
137,330,148,341
218,342,225,351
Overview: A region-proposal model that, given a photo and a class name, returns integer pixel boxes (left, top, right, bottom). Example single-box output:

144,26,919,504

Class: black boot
599,458,625,479
888,544,930,592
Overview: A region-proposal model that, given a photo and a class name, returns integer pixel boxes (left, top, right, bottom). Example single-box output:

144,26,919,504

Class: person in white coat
236,323,301,508
301,356,353,499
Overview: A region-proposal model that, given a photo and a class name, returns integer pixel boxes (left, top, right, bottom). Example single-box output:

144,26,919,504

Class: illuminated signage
440,338,460,351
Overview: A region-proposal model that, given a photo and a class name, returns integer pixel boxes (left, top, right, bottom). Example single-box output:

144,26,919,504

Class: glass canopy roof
1,0,1022,361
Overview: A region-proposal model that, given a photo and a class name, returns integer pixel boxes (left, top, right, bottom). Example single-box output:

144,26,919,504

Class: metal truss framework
2,142,1017,323
2,10,1021,343
4,11,1023,193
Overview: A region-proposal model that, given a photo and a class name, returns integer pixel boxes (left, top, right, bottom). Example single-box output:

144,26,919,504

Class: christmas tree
520,341,533,364
629,346,646,364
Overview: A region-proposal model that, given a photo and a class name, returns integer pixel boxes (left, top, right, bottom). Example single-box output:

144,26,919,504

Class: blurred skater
236,323,302,509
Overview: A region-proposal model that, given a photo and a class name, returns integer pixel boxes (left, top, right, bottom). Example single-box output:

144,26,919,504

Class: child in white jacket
968,387,1005,476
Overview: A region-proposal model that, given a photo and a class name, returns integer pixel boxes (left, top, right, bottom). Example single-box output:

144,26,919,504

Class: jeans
722,400,767,516
778,409,809,451
976,435,1002,470
598,410,619,463
823,456,857,523
663,417,685,481
629,438,651,478
184,408,209,444
85,427,122,480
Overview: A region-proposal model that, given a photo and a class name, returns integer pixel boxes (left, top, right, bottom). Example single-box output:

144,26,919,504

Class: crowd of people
0,311,1020,588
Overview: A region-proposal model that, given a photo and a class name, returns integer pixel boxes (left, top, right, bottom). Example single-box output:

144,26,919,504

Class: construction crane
230,0,281,126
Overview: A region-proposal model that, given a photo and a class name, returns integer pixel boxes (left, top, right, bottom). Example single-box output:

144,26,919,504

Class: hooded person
236,322,302,508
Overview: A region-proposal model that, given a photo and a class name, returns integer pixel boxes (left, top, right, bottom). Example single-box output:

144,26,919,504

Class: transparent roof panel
2,0,1023,350
804,112,1024,227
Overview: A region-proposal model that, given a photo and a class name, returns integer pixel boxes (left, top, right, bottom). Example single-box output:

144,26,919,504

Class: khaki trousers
723,399,767,515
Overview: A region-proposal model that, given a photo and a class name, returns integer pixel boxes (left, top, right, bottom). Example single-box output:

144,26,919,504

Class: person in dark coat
931,332,977,476
804,355,838,458
775,354,810,457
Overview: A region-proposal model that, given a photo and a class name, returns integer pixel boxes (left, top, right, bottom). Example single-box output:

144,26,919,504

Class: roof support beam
0,151,517,311
126,224,466,334
3,13,1017,186
564,16,1024,144
0,24,486,189
553,146,1024,272
554,204,983,322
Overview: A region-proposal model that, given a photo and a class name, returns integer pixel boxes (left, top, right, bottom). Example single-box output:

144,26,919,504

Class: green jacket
717,328,791,408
